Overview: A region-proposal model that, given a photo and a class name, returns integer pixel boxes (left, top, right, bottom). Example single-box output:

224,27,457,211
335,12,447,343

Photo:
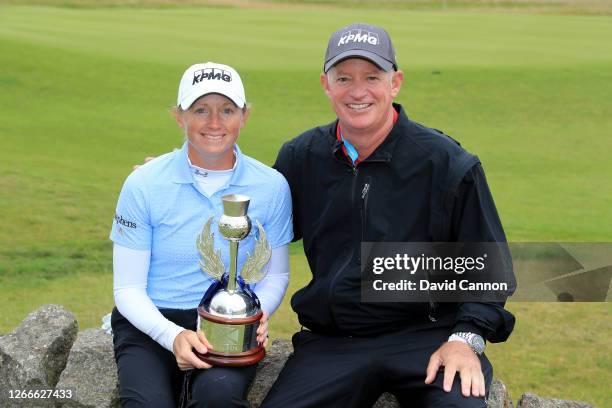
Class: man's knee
425,393,487,408
409,364,492,408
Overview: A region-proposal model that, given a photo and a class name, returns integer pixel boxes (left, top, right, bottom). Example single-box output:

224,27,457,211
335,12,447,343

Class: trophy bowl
194,194,270,367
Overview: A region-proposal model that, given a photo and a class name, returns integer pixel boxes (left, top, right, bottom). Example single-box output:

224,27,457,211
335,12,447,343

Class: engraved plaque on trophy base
196,307,265,367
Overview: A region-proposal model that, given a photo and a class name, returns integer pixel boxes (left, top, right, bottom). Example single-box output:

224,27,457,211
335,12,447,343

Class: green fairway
0,3,610,406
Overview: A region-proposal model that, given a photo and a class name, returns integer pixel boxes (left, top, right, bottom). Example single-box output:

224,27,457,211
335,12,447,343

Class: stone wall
0,305,594,408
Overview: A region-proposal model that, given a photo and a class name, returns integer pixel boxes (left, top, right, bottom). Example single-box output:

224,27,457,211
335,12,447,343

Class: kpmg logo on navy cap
337,29,379,46
193,68,232,85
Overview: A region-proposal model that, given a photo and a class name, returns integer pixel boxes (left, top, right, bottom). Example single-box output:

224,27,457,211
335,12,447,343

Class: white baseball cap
177,62,246,110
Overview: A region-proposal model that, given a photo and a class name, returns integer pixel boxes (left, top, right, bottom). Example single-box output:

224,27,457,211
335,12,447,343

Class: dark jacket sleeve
273,141,302,242
449,164,516,343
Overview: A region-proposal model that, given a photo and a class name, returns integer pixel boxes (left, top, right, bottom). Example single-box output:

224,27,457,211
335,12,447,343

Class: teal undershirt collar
341,134,359,165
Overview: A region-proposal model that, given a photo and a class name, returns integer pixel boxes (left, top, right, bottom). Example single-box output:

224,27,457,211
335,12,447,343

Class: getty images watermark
361,243,612,303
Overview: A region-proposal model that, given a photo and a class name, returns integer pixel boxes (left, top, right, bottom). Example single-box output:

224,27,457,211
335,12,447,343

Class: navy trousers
111,308,257,408
261,325,492,408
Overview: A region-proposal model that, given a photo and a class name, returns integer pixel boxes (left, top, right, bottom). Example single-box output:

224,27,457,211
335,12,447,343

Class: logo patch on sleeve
114,213,137,229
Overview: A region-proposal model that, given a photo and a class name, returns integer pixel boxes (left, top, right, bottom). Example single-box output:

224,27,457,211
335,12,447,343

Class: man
261,23,515,408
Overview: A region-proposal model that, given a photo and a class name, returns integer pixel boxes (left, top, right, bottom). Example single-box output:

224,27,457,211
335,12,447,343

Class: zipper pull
361,183,370,199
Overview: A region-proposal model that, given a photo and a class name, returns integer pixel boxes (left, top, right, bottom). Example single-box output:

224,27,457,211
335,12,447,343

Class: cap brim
179,83,245,110
324,50,395,73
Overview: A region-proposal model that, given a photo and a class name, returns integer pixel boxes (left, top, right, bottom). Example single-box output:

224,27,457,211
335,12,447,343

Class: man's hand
256,311,269,348
424,341,486,398
133,147,180,170
132,156,156,171
173,329,214,371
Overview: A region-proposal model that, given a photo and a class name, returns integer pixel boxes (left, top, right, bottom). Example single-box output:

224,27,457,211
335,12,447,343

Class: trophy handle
196,217,226,281
239,220,272,284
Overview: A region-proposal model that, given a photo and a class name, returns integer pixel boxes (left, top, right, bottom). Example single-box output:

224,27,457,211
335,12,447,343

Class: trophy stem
228,240,238,292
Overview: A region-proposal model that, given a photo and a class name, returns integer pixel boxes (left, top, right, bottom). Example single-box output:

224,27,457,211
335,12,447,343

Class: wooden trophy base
196,306,265,367
194,345,265,367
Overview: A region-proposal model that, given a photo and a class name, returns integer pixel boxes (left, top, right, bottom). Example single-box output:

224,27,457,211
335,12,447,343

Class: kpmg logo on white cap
337,29,379,47
192,68,232,85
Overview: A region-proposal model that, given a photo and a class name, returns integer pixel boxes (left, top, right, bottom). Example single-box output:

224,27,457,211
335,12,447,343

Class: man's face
174,93,248,169
321,58,403,136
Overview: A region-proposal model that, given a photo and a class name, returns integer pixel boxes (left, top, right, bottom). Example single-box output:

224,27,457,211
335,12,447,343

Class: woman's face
175,93,248,170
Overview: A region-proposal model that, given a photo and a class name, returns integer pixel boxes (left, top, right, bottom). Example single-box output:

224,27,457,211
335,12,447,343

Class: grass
0,3,611,406
0,0,611,15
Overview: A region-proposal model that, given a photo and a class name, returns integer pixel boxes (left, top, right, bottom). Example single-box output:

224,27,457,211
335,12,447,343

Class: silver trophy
195,194,271,366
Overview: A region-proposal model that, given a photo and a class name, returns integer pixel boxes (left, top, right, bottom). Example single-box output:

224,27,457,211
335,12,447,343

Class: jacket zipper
325,152,386,330
327,162,359,328
360,176,371,242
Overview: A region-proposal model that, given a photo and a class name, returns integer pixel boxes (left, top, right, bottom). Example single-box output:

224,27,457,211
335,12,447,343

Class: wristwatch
452,332,486,355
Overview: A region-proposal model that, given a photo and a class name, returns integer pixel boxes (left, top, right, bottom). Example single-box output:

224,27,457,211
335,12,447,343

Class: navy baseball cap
324,23,398,72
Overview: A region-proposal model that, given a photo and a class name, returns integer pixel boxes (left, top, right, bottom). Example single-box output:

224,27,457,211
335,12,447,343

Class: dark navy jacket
274,104,515,342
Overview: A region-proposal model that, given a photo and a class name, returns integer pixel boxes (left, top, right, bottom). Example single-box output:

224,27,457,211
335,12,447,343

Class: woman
109,62,293,407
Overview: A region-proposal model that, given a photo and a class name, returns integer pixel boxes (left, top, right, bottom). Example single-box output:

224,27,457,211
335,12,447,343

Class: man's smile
346,103,372,111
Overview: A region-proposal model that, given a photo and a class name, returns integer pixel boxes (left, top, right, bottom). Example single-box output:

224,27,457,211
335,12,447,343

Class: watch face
472,336,486,354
